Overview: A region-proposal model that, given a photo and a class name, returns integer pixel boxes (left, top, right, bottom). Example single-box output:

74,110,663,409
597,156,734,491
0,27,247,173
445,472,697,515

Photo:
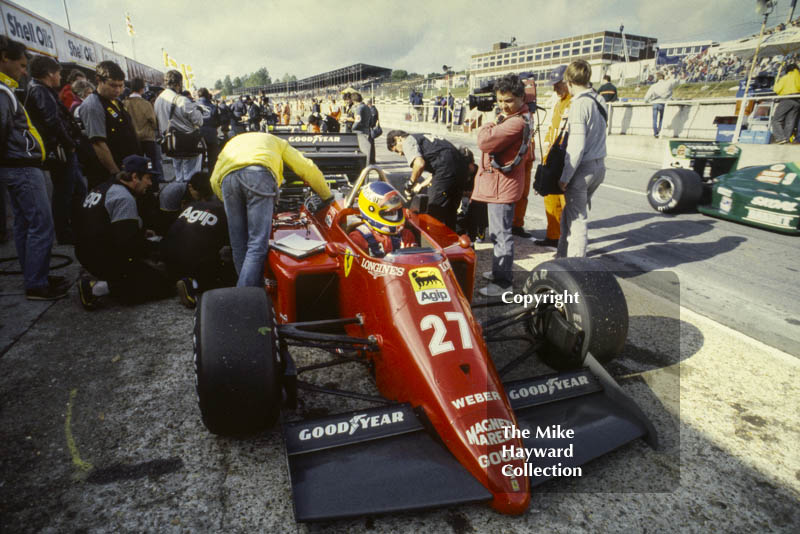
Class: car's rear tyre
194,287,281,436
647,168,703,213
523,258,628,370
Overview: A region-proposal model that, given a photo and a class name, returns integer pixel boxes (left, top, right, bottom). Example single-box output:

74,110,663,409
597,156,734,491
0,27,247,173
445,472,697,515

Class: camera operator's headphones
489,113,531,174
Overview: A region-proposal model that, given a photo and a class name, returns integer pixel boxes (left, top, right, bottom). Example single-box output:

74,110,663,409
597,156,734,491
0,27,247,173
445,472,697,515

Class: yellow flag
162,50,169,67
125,13,135,37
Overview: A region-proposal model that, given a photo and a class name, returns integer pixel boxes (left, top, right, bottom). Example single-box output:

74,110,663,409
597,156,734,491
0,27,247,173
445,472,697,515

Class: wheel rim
652,177,674,203
528,284,573,335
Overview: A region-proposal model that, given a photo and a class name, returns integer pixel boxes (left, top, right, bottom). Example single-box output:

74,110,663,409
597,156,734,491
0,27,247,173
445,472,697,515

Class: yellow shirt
210,132,332,201
774,69,800,96
543,93,571,164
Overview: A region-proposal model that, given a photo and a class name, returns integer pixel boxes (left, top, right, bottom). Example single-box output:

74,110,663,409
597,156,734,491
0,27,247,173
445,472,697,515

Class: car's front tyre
194,287,281,436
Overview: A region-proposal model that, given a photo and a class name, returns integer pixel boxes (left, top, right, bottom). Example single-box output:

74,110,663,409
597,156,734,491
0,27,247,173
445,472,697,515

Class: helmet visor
380,206,403,222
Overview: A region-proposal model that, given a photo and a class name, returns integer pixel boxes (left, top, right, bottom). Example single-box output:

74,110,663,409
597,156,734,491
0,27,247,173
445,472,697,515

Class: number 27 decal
420,312,473,356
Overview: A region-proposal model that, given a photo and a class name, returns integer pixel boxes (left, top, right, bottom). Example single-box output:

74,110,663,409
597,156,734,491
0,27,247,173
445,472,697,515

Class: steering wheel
344,165,391,209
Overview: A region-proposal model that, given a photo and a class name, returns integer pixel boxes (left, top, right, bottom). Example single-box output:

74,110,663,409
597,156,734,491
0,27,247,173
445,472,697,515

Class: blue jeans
140,141,164,183
173,155,202,182
0,166,55,290
487,202,514,287
221,165,277,287
652,103,665,136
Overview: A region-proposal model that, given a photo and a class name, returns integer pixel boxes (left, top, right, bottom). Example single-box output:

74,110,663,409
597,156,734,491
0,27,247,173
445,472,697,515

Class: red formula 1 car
194,167,656,521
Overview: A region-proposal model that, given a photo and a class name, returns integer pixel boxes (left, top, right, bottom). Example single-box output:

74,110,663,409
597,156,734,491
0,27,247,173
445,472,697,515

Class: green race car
647,140,800,235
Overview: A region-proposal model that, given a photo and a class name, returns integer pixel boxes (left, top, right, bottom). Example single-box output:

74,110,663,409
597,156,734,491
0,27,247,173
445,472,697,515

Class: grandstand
232,63,391,97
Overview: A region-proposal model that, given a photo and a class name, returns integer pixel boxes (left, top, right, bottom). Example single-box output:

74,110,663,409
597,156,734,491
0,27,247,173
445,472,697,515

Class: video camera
468,73,538,113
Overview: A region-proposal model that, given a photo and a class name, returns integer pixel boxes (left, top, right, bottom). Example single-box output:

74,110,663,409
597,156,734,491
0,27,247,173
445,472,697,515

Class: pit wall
375,100,800,168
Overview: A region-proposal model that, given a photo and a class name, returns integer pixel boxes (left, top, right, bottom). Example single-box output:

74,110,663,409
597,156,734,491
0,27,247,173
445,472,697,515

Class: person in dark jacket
0,36,68,300
196,87,220,170
161,171,233,308
217,98,231,140
76,155,173,309
26,55,87,244
350,92,375,164
247,98,262,132
387,129,468,231
230,95,248,135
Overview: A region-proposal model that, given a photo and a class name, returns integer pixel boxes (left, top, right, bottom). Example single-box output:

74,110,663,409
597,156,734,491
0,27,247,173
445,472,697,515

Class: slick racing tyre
523,258,628,370
647,168,703,213
194,287,281,436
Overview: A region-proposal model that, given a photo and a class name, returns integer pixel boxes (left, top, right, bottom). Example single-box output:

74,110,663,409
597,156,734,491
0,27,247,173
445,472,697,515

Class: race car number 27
420,312,473,356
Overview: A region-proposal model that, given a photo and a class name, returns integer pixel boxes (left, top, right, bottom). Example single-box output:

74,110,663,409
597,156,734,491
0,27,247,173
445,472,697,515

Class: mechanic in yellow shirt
210,132,333,286
771,63,800,144
536,65,571,247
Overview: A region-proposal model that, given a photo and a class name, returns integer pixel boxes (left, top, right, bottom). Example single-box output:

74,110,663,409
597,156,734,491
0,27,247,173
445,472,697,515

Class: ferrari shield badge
344,248,355,277
409,267,450,305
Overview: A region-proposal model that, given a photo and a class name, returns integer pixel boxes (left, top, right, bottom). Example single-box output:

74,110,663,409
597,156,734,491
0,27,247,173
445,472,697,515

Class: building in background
469,30,658,88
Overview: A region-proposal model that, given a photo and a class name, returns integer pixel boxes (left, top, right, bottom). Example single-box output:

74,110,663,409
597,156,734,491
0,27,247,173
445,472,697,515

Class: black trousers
772,98,800,142
427,188,461,232
165,253,236,293
101,259,174,304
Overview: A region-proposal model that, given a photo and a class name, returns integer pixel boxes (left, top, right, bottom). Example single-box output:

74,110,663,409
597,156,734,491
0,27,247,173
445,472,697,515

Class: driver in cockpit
349,182,416,258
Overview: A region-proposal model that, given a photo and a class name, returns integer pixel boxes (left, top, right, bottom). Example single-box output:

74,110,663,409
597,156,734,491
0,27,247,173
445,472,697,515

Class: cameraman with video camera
472,74,533,297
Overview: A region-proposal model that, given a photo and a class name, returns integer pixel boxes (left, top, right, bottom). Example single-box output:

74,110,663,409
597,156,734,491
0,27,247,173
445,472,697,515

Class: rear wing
274,132,368,183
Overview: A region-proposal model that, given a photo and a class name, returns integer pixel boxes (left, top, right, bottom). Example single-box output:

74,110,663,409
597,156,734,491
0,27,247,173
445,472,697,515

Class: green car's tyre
647,168,703,213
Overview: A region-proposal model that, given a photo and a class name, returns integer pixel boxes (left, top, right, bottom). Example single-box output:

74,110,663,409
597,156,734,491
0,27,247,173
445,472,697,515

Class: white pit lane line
600,183,647,196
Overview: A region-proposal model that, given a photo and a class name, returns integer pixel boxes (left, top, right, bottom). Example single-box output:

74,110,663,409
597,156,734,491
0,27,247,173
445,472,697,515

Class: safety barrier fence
376,94,800,143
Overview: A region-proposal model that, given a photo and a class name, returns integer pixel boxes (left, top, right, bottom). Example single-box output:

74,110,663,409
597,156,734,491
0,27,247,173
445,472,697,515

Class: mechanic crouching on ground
472,74,533,297
161,171,233,308
386,130,468,231
210,132,333,287
349,182,416,257
557,60,607,258
76,155,173,309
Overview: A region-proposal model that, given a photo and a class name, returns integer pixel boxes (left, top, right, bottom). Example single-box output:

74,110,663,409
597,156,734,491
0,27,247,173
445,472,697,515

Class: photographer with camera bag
557,60,607,258
155,69,203,182
472,74,533,297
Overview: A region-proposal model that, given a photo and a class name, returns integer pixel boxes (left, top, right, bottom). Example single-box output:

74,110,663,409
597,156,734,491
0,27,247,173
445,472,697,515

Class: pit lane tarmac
0,236,797,533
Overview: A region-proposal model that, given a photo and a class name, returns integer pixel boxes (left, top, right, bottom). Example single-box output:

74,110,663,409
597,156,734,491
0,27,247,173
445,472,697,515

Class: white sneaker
478,283,510,297
482,271,495,282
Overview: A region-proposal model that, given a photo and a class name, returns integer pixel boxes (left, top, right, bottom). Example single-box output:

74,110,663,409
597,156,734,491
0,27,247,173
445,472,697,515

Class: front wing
283,363,655,521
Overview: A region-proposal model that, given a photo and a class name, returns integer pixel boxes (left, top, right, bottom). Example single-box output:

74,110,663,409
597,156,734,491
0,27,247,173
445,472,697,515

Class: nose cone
490,487,530,515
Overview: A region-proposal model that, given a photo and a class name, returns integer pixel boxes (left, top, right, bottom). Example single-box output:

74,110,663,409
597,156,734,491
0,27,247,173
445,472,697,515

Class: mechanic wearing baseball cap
210,132,333,287
536,64,570,248
75,154,173,309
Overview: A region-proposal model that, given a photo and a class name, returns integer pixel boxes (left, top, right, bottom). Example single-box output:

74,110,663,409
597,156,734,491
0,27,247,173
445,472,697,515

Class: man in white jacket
644,72,681,138
154,69,202,182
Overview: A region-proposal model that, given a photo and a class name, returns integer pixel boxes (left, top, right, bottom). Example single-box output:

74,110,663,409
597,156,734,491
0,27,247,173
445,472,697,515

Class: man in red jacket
471,74,532,297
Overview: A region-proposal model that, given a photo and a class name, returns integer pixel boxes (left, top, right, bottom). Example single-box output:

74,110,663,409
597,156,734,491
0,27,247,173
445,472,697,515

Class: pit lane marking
599,183,646,196
65,388,93,473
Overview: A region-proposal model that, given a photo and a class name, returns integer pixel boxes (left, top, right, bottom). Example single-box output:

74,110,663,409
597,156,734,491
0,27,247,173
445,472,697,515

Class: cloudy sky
20,0,799,87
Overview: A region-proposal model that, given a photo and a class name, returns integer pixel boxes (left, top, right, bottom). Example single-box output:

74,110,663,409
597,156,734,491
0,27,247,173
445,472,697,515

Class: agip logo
409,267,450,305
